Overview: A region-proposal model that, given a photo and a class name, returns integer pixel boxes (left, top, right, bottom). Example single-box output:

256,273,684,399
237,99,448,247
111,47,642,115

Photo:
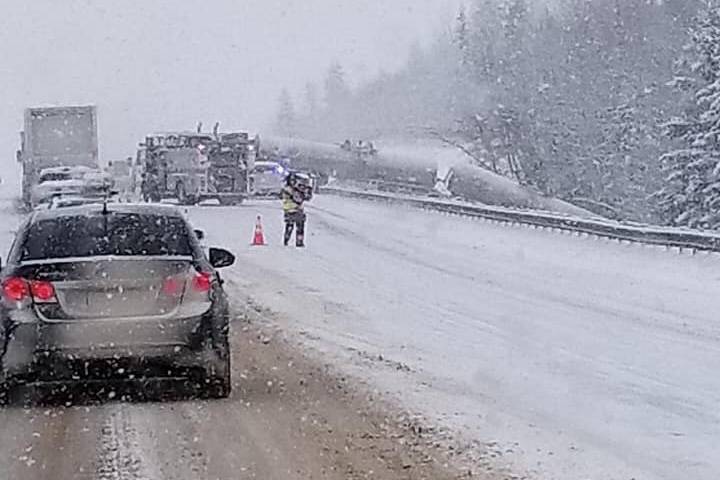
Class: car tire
203,354,230,399
202,335,231,399
0,373,13,406
177,185,198,206
175,182,188,204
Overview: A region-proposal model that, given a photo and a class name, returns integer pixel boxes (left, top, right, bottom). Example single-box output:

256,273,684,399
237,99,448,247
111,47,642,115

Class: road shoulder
235,299,510,480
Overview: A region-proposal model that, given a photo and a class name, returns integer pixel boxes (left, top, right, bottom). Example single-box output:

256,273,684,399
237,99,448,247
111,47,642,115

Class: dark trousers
284,211,306,247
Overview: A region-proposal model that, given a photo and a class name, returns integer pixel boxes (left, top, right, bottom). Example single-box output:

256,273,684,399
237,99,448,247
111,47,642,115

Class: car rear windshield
255,164,279,173
40,173,71,182
21,213,193,261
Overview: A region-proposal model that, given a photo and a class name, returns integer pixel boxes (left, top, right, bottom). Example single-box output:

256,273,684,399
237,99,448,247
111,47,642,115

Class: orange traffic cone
252,215,266,246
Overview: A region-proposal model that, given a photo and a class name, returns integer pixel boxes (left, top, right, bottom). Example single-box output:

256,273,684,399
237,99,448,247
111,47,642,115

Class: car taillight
162,276,183,296
2,278,58,303
192,272,212,293
30,280,56,302
2,277,29,302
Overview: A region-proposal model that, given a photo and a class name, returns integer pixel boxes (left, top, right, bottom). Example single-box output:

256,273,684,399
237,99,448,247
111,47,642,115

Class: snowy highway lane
0,196,464,480
0,195,718,479
190,195,720,480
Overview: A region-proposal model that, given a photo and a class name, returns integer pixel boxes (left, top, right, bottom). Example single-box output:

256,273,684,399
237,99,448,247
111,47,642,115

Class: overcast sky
0,0,462,174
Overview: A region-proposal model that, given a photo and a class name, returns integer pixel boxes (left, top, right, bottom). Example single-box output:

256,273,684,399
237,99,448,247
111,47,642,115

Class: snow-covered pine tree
593,103,640,207
275,88,297,138
454,6,471,68
324,62,351,111
659,5,720,228
304,82,319,120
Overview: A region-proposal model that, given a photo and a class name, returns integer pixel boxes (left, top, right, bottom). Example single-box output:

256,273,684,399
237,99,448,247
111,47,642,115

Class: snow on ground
0,199,23,261
189,195,720,480
0,193,714,479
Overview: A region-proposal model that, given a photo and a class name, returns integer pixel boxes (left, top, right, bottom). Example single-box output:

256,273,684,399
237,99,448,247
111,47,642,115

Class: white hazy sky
0,0,462,173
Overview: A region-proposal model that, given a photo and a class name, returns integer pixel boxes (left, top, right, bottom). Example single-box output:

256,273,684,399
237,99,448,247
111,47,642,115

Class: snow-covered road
189,195,720,480
0,194,717,479
0,197,463,480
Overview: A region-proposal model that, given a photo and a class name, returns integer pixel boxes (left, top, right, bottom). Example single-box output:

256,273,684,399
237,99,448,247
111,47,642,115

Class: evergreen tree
275,88,297,138
454,6,472,67
324,62,351,110
288,0,705,220
658,6,720,228
304,82,319,118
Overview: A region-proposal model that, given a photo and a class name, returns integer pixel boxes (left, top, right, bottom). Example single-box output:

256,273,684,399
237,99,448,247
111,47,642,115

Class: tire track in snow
127,402,210,479
96,404,161,480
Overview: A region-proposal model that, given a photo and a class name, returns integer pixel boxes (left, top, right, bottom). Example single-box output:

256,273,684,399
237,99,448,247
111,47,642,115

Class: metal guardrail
321,186,720,254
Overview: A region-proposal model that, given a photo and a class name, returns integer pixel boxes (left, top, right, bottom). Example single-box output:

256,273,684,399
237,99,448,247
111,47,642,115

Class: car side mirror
209,247,235,269
194,229,205,241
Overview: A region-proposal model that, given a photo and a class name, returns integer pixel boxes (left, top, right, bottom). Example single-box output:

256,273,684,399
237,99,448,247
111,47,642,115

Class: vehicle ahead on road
249,160,286,197
18,105,99,207
30,166,112,208
139,130,255,205
0,203,236,402
33,194,121,211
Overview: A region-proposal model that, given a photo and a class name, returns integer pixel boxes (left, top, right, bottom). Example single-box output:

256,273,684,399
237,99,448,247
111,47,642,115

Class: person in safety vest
281,172,313,247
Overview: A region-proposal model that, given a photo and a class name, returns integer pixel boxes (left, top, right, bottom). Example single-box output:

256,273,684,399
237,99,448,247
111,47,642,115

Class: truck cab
140,131,254,205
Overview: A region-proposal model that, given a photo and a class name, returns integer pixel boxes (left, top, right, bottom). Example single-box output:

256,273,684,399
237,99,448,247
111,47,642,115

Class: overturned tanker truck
261,136,593,218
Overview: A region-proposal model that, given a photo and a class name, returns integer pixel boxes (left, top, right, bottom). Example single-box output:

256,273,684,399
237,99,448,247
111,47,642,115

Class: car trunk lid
16,257,199,320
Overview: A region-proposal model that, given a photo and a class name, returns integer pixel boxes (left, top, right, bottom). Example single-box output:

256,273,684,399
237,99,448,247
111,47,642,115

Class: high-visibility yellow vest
281,186,302,213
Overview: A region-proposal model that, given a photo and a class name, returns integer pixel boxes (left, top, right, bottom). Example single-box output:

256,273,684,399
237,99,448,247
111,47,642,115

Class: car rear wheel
201,334,231,399
175,182,198,205
204,353,230,399
0,372,14,406
175,182,188,204
200,353,230,399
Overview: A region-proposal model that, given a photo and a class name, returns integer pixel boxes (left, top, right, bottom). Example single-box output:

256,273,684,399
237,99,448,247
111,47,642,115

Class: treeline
276,0,720,226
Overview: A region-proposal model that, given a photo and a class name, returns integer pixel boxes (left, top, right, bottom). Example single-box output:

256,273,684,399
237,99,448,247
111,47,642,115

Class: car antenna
101,181,111,215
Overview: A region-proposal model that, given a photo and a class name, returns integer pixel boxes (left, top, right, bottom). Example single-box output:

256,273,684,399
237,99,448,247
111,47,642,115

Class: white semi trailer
17,105,99,206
